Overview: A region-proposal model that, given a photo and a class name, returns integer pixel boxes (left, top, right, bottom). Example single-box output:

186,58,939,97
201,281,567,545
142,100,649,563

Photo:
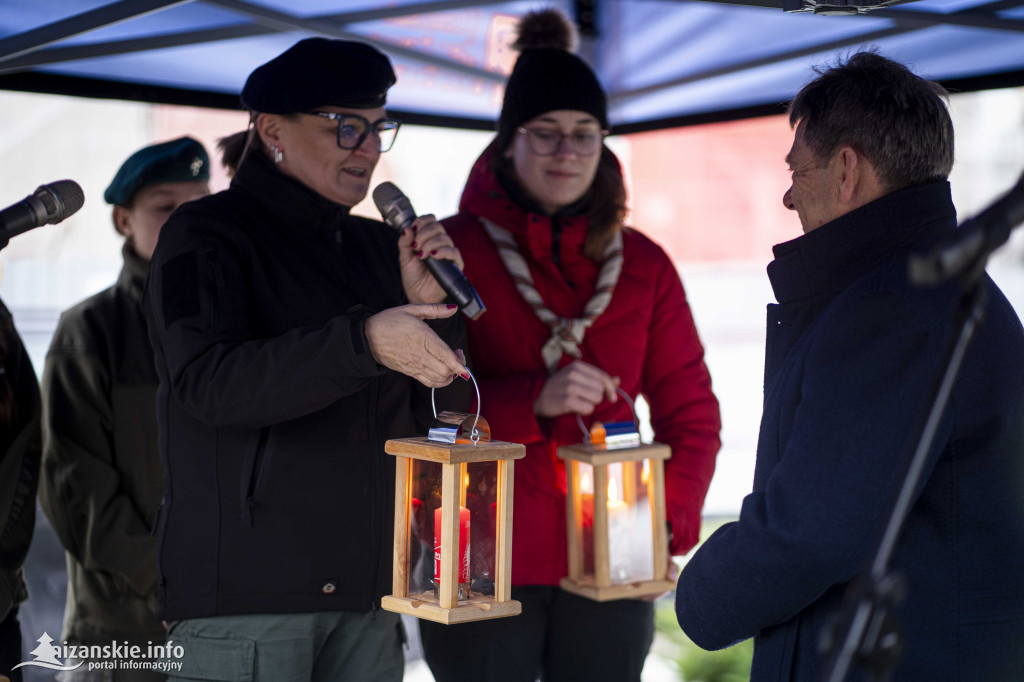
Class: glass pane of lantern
614,460,654,584
408,459,442,597
579,461,656,585
465,461,499,596
578,462,595,577
406,459,500,600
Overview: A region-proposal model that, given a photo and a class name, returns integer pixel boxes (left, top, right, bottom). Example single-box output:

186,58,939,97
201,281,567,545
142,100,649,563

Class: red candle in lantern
434,506,471,584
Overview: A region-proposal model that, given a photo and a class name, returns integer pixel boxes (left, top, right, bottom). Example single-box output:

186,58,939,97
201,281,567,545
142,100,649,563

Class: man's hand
365,304,469,387
534,360,619,417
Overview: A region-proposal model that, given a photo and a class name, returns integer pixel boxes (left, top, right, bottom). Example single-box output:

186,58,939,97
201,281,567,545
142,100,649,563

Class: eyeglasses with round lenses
516,126,608,156
306,111,402,152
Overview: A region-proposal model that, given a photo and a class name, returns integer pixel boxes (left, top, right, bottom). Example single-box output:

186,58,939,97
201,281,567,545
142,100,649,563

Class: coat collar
768,180,957,305
231,146,352,233
118,240,150,304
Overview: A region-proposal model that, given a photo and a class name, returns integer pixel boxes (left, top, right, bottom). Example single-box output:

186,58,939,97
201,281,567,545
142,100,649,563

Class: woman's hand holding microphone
364,214,471,388
397,215,464,305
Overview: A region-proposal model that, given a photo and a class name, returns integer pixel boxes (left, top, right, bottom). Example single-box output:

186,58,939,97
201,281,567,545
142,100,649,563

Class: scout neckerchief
479,216,623,372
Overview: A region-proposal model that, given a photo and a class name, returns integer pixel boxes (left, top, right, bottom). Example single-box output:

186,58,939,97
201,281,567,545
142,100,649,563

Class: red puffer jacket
443,145,722,586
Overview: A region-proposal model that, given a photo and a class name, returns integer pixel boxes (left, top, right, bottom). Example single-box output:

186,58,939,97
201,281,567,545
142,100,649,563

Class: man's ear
112,205,132,238
837,145,885,208
836,146,860,206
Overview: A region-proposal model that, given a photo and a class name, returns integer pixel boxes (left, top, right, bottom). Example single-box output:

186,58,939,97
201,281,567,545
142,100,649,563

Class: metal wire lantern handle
431,364,483,444
575,387,638,444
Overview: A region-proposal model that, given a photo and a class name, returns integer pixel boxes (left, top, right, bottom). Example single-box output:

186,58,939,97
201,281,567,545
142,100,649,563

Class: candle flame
608,476,620,502
641,459,650,485
580,471,593,494
463,472,470,488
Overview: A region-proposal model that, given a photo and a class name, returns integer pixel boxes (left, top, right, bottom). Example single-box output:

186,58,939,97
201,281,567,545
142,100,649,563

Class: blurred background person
39,137,211,680
419,9,721,682
0,295,42,682
145,38,469,681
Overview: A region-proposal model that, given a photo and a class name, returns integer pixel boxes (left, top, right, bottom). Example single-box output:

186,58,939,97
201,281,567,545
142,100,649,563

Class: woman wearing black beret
144,38,470,680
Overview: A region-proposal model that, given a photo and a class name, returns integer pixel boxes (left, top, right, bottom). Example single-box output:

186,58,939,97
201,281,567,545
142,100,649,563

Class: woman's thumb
409,303,459,319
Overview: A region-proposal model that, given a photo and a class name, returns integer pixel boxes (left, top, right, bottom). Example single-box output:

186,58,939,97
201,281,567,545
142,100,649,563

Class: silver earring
270,144,283,164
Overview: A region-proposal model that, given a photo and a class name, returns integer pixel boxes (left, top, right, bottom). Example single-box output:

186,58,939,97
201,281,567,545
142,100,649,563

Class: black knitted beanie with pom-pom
496,8,608,152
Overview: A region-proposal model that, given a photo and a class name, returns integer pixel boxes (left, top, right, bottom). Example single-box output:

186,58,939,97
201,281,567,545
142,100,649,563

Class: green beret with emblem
104,136,210,205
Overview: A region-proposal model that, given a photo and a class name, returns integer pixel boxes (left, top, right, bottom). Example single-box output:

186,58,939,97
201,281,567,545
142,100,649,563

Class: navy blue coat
676,181,1024,681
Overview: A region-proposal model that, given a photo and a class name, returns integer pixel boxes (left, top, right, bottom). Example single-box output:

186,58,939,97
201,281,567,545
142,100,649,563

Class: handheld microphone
373,182,485,320
0,180,85,248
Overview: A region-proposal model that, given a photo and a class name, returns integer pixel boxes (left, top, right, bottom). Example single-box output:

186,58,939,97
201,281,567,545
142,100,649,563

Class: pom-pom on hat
241,38,396,114
104,136,210,206
496,8,608,152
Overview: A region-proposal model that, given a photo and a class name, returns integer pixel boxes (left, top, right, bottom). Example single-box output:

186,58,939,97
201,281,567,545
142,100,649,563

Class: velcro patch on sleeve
161,251,200,327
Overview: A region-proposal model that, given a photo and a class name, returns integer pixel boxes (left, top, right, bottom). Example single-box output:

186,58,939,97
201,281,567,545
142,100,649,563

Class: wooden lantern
382,426,526,624
557,440,675,601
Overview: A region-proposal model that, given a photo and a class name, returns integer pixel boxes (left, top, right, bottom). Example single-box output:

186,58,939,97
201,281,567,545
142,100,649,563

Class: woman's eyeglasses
516,126,608,156
305,111,401,152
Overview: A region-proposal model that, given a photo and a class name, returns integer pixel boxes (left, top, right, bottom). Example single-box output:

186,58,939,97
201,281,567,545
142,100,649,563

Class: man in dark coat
40,137,210,679
675,52,1024,681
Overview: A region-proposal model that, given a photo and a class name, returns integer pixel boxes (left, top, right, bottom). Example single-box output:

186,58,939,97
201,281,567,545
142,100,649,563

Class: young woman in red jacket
419,10,721,682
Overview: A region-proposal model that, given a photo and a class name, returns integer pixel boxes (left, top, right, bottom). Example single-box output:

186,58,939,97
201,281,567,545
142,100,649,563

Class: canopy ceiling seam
0,0,194,64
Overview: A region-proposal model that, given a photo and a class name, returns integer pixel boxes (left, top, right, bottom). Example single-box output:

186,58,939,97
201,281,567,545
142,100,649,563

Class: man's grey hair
788,51,954,192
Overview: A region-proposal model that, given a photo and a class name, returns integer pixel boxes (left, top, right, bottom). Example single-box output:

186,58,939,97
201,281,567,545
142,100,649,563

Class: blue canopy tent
3,5,1023,678
0,0,1022,133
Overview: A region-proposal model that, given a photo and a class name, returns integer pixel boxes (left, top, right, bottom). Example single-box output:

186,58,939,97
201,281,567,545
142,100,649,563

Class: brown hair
217,130,249,177
582,146,628,259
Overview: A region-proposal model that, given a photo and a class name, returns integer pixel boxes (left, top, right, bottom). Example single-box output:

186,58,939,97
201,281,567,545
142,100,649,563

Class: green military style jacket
40,242,165,645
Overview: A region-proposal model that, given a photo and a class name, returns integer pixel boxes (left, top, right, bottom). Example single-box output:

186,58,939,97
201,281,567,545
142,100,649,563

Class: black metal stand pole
818,277,986,682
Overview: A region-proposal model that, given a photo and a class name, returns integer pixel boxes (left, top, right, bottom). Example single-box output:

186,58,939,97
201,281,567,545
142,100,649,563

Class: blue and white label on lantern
603,421,641,448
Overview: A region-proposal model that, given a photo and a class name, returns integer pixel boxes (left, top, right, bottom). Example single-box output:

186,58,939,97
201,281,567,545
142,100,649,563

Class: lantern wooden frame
557,441,675,601
381,437,525,624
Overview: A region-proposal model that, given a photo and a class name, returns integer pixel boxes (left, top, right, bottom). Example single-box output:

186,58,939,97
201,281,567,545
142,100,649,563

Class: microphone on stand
909,172,1024,286
0,180,85,248
373,182,485,320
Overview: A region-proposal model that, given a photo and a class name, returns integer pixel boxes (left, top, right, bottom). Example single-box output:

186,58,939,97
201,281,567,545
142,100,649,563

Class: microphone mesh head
372,182,404,215
37,180,85,223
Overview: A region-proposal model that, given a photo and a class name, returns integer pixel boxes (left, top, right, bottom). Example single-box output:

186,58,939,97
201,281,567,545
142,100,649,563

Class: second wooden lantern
557,399,675,601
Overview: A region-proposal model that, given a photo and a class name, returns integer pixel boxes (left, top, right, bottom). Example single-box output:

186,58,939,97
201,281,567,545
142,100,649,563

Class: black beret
104,137,210,206
241,38,396,114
